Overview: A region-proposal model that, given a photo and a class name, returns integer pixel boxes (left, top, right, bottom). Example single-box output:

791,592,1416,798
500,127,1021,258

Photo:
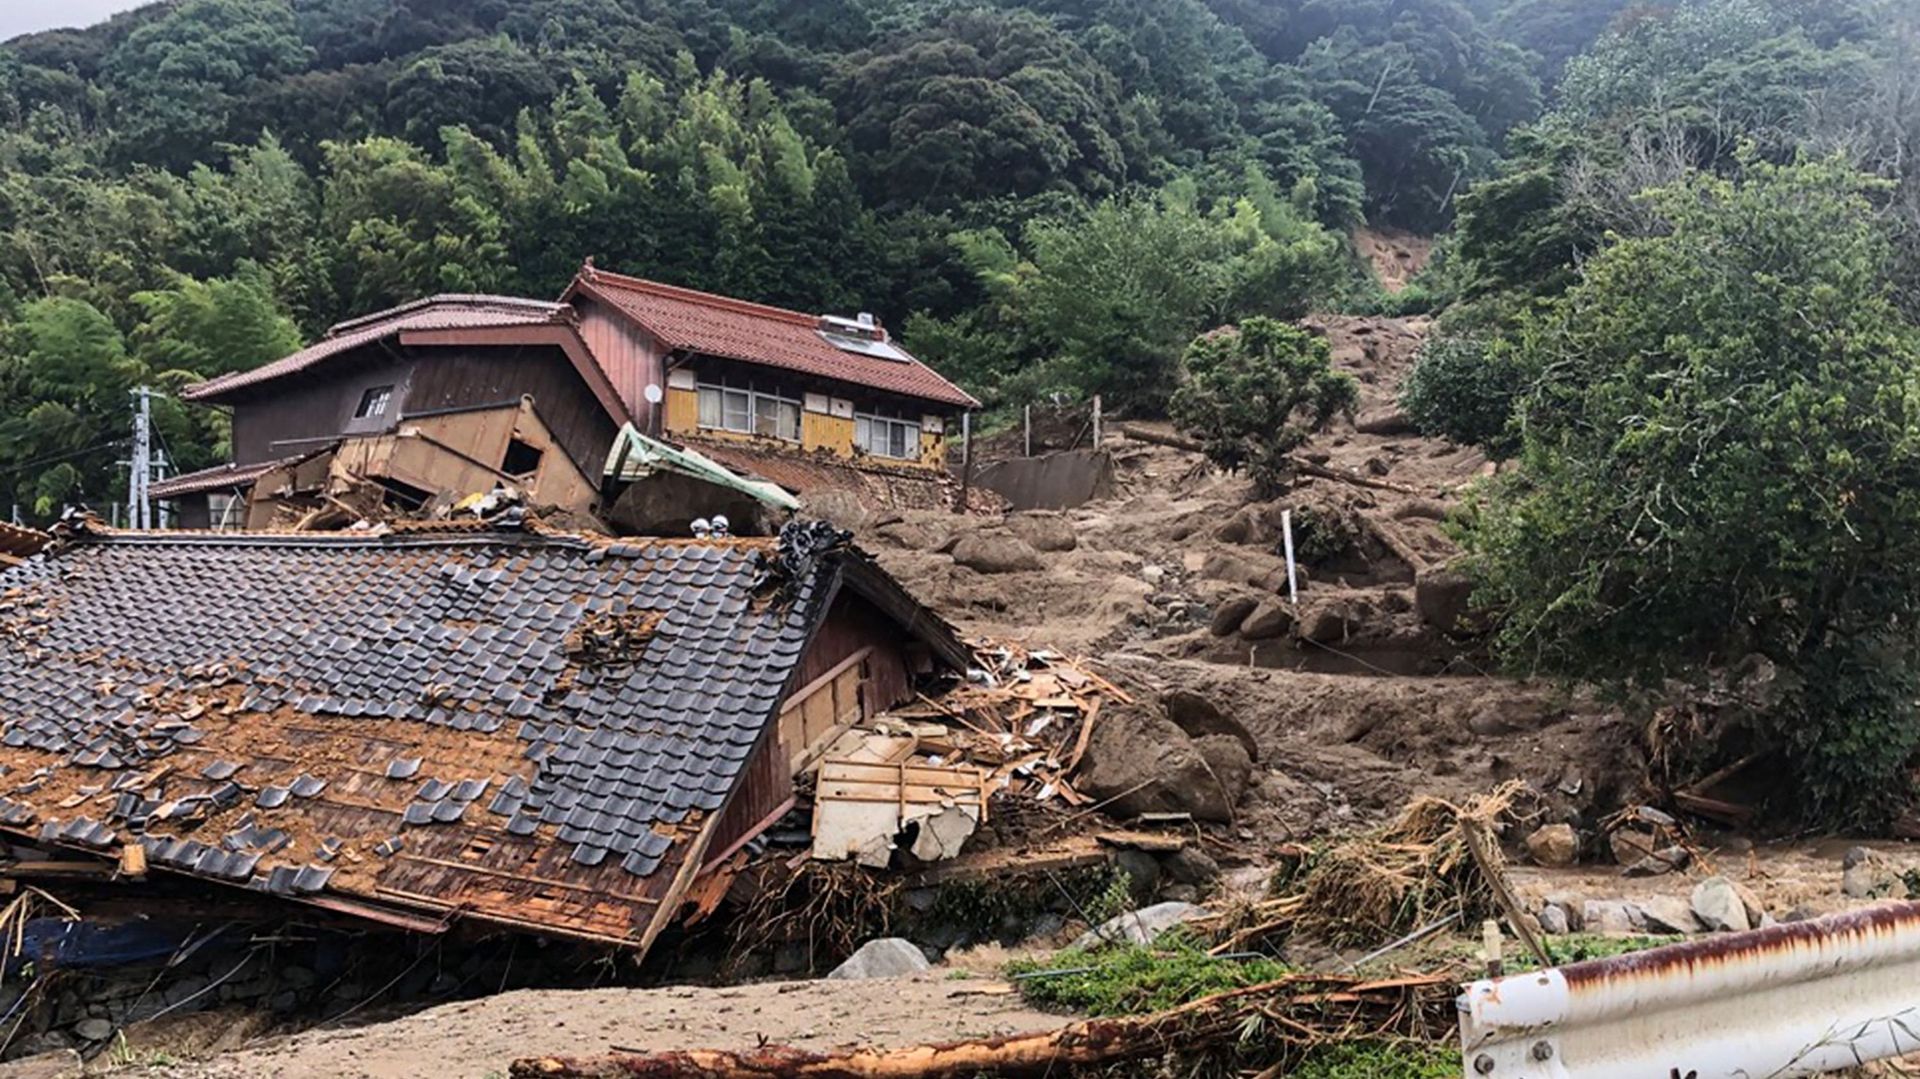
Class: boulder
1542,892,1586,931
1071,902,1207,951
1843,845,1878,870
1077,715,1251,823
828,938,931,980
1162,846,1221,886
1537,904,1570,935
1296,600,1351,644
69,1019,111,1043
1608,828,1658,867
1209,595,1260,636
1524,823,1579,868
951,532,1043,574
1843,857,1901,899
1161,690,1261,763
0,1048,83,1079
1006,512,1077,553
1637,895,1701,935
1238,601,1295,641
1581,900,1641,934
1414,568,1474,633
1690,876,1751,932
1622,846,1691,878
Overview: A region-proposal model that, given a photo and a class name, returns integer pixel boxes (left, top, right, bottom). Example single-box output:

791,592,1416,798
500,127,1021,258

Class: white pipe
1281,509,1299,605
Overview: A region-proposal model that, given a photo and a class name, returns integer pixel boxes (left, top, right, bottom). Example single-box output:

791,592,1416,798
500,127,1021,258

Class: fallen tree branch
1117,425,1433,497
510,974,1451,1079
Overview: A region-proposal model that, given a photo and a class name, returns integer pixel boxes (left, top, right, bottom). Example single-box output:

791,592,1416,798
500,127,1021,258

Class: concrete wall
974,449,1115,511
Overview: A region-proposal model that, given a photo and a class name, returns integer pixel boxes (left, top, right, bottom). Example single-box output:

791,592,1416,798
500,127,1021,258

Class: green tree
1170,317,1357,492
1398,333,1529,458
1460,157,1920,824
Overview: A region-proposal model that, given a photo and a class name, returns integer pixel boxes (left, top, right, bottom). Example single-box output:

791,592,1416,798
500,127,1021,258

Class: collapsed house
0,515,970,957
150,270,989,532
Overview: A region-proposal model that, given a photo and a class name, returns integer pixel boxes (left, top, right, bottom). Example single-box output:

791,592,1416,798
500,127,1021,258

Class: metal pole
128,387,151,530
1023,405,1031,458
1281,509,1299,605
1091,395,1103,449
955,411,974,515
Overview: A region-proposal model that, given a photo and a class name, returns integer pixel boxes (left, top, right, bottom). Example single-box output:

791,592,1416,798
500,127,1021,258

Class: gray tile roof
0,520,847,944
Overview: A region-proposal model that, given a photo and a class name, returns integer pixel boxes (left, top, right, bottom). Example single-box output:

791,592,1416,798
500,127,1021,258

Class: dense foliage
0,0,1618,519
1459,158,1920,824
1170,316,1356,491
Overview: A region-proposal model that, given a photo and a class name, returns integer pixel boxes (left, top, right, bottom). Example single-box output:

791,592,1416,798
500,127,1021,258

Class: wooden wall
230,357,413,465
575,296,665,432
408,346,618,482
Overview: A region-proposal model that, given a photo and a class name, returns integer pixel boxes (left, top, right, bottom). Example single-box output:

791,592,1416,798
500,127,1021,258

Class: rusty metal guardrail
1459,902,1920,1077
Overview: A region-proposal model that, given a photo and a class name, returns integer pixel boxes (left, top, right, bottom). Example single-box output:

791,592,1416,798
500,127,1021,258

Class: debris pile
808,641,1129,868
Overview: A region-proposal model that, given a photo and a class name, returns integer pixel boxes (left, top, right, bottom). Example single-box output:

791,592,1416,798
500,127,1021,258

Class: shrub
1399,334,1531,459
1171,317,1357,494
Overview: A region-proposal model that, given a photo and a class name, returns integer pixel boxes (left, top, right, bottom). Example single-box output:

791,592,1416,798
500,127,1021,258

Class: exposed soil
1353,226,1436,293
141,975,1064,1079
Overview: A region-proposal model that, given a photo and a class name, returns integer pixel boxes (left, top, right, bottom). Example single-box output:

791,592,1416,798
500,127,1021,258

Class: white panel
829,397,855,419
804,392,830,414
666,368,697,390
921,415,944,434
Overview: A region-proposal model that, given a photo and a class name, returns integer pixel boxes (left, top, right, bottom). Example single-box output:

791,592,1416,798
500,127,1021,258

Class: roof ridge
581,270,820,329
326,294,566,338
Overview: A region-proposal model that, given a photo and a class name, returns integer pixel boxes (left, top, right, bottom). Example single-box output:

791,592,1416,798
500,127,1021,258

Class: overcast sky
0,1,149,43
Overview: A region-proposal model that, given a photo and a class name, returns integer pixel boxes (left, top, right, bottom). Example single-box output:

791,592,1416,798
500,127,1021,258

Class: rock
1843,858,1901,899
1161,690,1260,763
69,1019,112,1043
1364,456,1391,476
1160,883,1199,904
1690,876,1751,932
1581,900,1640,934
1783,904,1820,923
1623,846,1691,878
951,532,1043,574
1209,596,1259,636
1140,564,1166,586
1355,408,1418,436
1006,513,1077,553
1524,823,1579,867
828,938,931,980
1112,849,1162,902
1608,828,1658,866
280,965,317,989
1078,714,1251,823
1731,879,1767,926
1071,902,1207,951
1543,892,1586,931
874,520,949,552
3,1033,72,1063
1296,600,1351,644
1537,904,1570,935
1637,895,1701,935
1843,845,1878,870
1238,601,1295,641
1413,568,1475,633
1162,846,1221,886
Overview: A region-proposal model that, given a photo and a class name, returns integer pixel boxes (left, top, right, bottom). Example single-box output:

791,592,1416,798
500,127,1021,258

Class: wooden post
954,411,974,515
1091,395,1103,449
1023,404,1032,458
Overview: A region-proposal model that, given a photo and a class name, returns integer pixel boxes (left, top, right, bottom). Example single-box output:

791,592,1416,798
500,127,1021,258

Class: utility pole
128,387,152,530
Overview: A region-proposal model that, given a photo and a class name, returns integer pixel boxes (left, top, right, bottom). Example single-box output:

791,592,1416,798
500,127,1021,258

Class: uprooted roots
1208,781,1525,953
726,861,902,973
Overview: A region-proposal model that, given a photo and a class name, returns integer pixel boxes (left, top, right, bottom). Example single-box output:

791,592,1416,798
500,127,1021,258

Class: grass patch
1006,930,1290,1015
1289,1040,1458,1078
1531,933,1677,969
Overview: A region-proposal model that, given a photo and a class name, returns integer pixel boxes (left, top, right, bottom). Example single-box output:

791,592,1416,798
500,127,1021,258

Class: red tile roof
567,269,980,410
184,295,572,402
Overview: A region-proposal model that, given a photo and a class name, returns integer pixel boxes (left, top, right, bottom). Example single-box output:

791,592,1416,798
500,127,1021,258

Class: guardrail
1459,901,1920,1077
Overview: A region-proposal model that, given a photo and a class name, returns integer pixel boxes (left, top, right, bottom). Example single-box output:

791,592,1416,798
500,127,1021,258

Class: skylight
818,330,911,362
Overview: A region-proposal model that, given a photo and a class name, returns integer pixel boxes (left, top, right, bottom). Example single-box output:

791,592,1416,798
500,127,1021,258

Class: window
354,385,394,420
696,379,800,442
855,412,922,460
501,438,543,477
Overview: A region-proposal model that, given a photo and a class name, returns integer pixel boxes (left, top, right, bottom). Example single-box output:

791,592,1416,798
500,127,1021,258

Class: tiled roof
569,269,981,409
0,522,856,945
689,439,999,514
184,295,571,402
148,456,307,500
0,522,47,562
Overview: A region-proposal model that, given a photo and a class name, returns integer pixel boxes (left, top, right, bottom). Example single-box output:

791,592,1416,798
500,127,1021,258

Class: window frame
695,377,801,443
854,410,923,461
354,385,394,421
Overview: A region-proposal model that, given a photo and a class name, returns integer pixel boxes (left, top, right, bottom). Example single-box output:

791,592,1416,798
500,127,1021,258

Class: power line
0,438,130,480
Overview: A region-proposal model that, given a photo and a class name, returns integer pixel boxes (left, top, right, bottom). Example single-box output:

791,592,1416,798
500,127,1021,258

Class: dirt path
146,975,1067,1079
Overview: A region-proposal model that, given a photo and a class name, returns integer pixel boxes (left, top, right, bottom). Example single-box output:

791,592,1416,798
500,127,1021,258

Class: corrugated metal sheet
569,270,979,409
